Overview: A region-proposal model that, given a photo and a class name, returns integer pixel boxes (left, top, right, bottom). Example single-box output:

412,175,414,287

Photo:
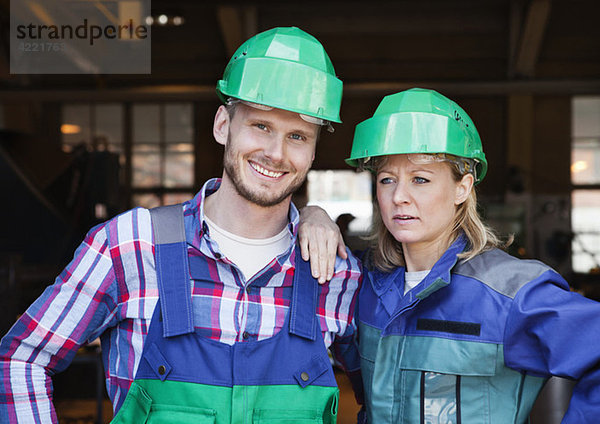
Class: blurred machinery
0,129,120,335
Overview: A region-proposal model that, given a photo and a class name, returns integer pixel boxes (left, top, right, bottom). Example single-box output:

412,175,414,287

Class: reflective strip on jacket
358,235,600,423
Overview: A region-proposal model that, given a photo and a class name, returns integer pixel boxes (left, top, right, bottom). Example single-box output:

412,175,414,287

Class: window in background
132,103,194,207
571,97,600,273
132,104,161,188
62,103,123,155
165,103,194,188
61,102,194,210
61,104,124,219
95,104,124,154
307,170,373,235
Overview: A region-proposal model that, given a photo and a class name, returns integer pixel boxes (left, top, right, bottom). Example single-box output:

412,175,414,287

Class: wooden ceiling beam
513,0,552,77
216,5,258,58
507,0,525,78
343,79,600,96
2,79,600,102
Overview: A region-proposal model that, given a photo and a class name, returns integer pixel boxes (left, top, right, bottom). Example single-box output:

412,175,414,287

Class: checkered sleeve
318,247,363,405
0,222,119,424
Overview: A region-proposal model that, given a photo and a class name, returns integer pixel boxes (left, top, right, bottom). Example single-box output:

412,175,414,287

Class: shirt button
246,286,251,293
214,253,221,259
158,365,166,375
300,372,309,382
242,331,250,340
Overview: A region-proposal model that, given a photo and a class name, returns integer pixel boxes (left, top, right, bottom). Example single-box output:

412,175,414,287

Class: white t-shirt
204,215,292,281
404,269,430,294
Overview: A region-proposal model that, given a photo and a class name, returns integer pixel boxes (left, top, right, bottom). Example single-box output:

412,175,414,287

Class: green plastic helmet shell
216,27,343,123
346,88,488,183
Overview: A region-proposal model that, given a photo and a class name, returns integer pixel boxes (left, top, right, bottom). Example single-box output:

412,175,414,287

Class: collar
369,234,469,311
412,234,467,300
183,178,299,252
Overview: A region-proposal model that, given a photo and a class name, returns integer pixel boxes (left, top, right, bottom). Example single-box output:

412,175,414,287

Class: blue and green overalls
111,205,339,423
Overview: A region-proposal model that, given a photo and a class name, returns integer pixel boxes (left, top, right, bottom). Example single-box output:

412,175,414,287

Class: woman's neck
402,234,454,272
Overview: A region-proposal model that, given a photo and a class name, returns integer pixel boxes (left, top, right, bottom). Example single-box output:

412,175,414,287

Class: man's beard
223,135,308,207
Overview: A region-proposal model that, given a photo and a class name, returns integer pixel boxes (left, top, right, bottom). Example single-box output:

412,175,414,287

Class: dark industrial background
1,1,599,422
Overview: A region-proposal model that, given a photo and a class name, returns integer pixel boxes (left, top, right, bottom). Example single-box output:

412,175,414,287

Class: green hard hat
216,27,343,123
346,88,488,183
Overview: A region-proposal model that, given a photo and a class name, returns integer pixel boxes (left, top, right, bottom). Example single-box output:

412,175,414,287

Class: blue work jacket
358,236,600,423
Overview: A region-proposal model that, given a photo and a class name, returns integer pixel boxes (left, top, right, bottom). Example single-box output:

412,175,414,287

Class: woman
300,88,600,423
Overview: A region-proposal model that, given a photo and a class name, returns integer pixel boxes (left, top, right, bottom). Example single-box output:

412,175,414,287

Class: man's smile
249,160,286,179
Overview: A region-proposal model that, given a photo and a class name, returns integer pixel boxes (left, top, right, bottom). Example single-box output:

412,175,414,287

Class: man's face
220,103,319,207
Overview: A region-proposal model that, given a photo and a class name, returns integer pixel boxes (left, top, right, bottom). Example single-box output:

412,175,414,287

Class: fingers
318,227,342,284
337,233,348,260
301,225,339,284
325,235,337,282
297,205,347,284
307,231,322,281
299,230,310,262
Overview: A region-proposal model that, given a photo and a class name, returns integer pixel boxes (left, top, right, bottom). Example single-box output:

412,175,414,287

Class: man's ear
455,173,474,205
213,105,230,146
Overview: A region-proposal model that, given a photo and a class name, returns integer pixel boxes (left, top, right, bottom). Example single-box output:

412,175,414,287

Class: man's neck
203,178,291,239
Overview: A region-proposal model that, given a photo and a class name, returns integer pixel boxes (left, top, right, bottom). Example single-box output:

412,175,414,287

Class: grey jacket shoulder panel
453,248,553,299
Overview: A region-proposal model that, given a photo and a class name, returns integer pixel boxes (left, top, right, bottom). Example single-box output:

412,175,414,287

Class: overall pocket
252,408,323,423
146,404,216,424
398,336,500,424
110,382,216,424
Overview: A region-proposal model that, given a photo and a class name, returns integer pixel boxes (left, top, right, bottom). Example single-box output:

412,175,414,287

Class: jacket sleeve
504,269,600,423
0,223,118,424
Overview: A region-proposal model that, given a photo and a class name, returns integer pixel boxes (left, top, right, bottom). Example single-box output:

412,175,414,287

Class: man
0,27,361,423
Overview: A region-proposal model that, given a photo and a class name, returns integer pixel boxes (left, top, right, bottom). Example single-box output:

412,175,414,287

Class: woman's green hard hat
346,88,488,183
216,27,343,123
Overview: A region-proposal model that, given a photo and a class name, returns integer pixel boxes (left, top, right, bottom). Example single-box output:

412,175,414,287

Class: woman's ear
213,105,230,146
455,173,474,205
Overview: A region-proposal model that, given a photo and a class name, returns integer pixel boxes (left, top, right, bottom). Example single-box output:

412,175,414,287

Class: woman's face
376,154,473,259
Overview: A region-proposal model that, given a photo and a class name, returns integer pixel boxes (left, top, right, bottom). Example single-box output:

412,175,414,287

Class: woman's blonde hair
367,155,506,272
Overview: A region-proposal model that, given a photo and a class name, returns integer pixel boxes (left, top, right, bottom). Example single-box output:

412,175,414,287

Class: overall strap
289,246,319,341
149,204,194,337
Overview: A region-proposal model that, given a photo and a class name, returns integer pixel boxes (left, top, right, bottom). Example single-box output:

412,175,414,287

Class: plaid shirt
0,178,362,423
